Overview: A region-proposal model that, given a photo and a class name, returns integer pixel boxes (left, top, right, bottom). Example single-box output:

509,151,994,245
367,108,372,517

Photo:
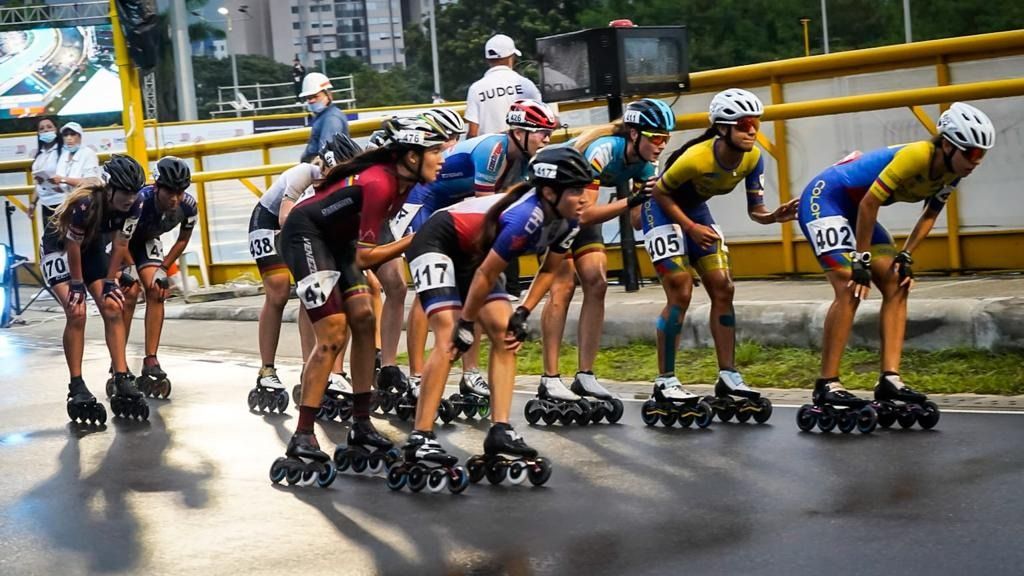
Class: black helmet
319,133,362,168
528,146,595,189
103,154,146,193
154,156,191,191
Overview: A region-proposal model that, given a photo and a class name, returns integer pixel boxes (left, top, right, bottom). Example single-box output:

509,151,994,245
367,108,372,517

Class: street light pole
429,0,440,95
170,0,197,120
316,0,326,74
820,0,830,54
800,18,811,57
903,0,913,43
218,6,240,117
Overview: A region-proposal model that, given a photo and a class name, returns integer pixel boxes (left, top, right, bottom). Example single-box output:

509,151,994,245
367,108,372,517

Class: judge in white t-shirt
464,34,542,137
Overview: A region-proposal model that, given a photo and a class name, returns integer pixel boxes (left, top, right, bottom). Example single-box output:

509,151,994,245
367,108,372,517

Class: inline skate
466,423,552,487
269,432,337,488
570,371,623,424
248,366,289,414
641,376,713,428
393,379,456,424
702,370,772,424
386,430,469,493
137,356,172,399
66,378,106,425
796,378,878,434
871,373,940,429
375,366,408,414
333,419,400,476
109,372,150,421
105,366,135,398
447,369,491,420
318,373,354,422
524,376,592,426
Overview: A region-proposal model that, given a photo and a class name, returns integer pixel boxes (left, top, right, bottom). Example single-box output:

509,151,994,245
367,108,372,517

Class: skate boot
137,356,172,399
375,366,408,414
570,371,623,424
449,369,491,420
105,366,136,398
394,376,455,424
317,373,354,422
269,432,337,488
386,430,469,493
872,372,939,430
248,366,289,414
66,378,106,425
110,372,150,421
641,375,713,428
333,419,400,475
704,369,772,424
467,423,552,486
796,378,878,434
524,375,591,426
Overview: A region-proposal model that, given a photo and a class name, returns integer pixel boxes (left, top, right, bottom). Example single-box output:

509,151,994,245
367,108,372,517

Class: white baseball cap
485,34,521,59
61,121,84,136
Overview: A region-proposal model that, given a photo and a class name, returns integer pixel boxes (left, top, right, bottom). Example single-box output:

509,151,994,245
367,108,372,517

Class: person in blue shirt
299,72,350,162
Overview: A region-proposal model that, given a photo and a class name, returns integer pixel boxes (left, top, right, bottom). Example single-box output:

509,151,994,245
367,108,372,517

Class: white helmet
938,102,995,150
709,88,764,124
299,72,332,99
422,108,467,137
365,129,388,151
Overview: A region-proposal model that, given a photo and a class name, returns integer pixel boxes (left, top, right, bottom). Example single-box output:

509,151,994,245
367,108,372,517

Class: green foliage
191,55,292,119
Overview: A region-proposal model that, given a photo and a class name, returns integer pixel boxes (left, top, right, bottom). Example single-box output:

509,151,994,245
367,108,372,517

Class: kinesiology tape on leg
656,305,684,374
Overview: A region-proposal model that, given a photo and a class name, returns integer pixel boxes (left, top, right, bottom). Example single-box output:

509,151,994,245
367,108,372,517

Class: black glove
118,265,137,290
507,306,531,342
894,250,914,284
68,281,87,307
102,279,125,305
451,318,475,353
626,182,651,208
850,251,872,287
153,266,170,290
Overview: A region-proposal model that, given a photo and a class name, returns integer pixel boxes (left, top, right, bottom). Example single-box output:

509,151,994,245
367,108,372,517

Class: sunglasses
734,117,761,133
640,131,670,146
960,146,986,162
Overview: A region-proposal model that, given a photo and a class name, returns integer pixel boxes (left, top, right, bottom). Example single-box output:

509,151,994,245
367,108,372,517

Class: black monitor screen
621,35,685,86
540,38,590,96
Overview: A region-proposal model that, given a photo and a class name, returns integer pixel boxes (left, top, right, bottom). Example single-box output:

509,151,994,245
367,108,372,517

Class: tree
192,55,292,118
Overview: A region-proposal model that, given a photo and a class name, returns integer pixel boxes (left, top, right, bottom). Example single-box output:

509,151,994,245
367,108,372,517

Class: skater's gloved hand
505,306,530,351
152,266,170,301
67,280,87,311
117,264,137,290
449,318,475,361
626,177,655,208
847,251,872,300
102,279,126,310
893,250,914,289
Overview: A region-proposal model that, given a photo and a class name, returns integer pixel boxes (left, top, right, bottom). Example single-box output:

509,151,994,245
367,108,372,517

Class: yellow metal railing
3,30,1023,283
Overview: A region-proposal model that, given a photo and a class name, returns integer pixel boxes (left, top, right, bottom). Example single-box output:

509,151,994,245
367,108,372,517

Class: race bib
805,215,855,256
248,228,277,259
296,270,341,309
145,237,164,260
122,216,139,240
389,203,422,240
409,252,457,292
644,224,685,261
42,251,70,285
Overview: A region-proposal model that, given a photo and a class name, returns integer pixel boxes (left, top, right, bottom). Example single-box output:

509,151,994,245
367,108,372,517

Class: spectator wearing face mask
299,72,350,163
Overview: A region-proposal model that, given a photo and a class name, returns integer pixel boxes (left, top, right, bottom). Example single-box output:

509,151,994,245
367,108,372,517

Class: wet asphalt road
0,332,1022,576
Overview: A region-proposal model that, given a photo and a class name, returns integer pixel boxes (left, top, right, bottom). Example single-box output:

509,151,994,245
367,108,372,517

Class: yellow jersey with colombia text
655,138,766,210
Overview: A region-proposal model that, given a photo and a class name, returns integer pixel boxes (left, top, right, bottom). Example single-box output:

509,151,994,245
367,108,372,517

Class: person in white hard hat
464,34,542,138
299,72,350,162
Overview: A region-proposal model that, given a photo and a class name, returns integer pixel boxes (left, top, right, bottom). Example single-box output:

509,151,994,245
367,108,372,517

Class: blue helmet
623,98,676,132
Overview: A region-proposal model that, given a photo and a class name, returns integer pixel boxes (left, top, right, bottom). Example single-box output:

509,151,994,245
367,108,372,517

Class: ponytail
50,177,108,245
572,121,632,154
476,181,534,263
661,126,718,175
316,146,401,189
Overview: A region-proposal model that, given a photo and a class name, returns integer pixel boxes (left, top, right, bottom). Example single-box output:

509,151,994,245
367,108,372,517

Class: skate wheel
679,413,694,427
408,466,428,492
542,410,558,426
396,404,414,421
559,410,576,426
876,404,897,428
477,400,491,420
337,401,353,422
448,467,470,494
368,453,386,475
276,391,289,413
485,461,508,485
105,378,114,399
575,399,592,426
524,399,543,425
918,401,940,430
380,393,396,414
640,399,660,427
317,461,337,488
605,398,624,424
897,411,917,429
94,404,107,425
716,398,736,422
857,406,878,434
67,403,79,422
753,398,773,424
369,393,382,414
589,403,607,424
160,380,172,399
427,469,447,493
695,401,714,428
386,467,407,491
796,404,817,432
527,457,553,487
735,407,752,424
139,403,150,421
437,399,456,424
508,461,528,485
270,457,289,484
300,468,318,487
333,449,351,472
659,411,678,427
351,454,368,474
247,389,259,411
286,463,303,485
838,410,857,433
291,385,302,407
817,411,837,433
466,456,486,483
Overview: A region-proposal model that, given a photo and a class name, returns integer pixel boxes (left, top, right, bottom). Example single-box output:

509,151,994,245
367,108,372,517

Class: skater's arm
460,249,507,323
854,193,882,254
902,206,941,255
521,250,567,313
163,229,192,269
106,235,130,280
355,235,412,270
